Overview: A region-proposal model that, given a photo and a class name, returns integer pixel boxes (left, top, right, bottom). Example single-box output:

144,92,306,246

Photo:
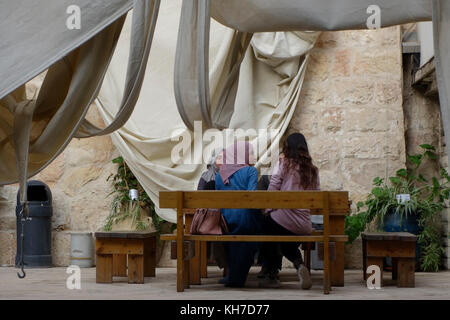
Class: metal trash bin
15,180,52,268
70,232,94,268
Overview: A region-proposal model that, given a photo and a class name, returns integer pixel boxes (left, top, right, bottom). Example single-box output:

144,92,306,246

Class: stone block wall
287,27,406,268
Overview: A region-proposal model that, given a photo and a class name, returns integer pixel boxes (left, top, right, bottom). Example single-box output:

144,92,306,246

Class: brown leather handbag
190,208,229,235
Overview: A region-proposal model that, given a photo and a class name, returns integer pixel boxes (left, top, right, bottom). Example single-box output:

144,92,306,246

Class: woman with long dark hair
259,133,320,289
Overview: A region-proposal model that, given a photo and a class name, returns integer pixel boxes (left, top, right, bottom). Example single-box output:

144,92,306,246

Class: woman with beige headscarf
215,140,262,287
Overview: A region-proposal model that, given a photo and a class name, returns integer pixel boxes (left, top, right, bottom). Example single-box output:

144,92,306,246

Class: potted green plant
345,144,449,272
103,156,175,263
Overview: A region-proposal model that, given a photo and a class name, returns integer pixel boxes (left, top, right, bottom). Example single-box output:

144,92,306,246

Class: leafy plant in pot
103,156,175,264
345,144,449,272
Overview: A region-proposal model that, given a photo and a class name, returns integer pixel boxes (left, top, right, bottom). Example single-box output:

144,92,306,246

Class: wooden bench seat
159,190,350,294
161,234,347,242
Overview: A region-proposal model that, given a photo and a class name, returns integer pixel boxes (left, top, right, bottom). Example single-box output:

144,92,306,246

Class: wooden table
95,231,157,284
362,232,417,287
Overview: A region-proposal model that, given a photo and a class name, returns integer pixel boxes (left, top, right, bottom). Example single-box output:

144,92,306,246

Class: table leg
113,254,127,277
362,238,367,280
189,241,201,284
397,258,415,287
330,216,345,286
201,241,208,278
96,254,113,283
144,237,156,277
184,260,190,289
128,254,144,284
392,257,398,280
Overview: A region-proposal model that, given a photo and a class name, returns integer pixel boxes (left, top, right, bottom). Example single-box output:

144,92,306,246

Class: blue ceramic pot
381,208,422,268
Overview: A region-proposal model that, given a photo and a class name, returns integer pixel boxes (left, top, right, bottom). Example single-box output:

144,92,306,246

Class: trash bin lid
16,180,52,204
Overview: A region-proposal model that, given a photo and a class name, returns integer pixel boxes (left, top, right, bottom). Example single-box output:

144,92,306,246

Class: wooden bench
95,231,157,284
362,232,417,287
159,190,350,294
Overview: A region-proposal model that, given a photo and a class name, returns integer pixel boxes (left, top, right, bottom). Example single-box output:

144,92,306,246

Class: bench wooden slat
160,190,349,213
95,231,158,239
161,234,348,242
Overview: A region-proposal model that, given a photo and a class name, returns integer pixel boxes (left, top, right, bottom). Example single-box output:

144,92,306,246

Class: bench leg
304,246,311,272
184,260,190,289
323,243,331,294
128,254,144,284
96,254,113,283
113,254,127,277
189,241,201,285
331,242,345,286
144,238,156,277
366,257,383,287
201,241,208,278
362,239,367,280
392,258,398,280
397,258,415,288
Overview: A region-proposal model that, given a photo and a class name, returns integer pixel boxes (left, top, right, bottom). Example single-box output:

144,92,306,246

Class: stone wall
402,48,450,269
287,27,406,268
0,27,407,269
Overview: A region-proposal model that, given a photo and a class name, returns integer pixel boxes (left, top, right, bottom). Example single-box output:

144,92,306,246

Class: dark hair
282,133,319,190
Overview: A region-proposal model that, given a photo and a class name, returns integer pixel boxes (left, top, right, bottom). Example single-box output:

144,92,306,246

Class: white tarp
0,0,133,100
95,0,319,222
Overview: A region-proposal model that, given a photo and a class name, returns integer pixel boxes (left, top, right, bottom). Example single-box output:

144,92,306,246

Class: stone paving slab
0,267,449,300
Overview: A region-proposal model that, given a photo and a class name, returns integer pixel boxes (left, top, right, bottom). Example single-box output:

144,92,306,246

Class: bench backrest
159,190,349,215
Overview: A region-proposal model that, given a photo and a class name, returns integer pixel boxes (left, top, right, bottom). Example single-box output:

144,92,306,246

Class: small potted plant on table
103,156,175,264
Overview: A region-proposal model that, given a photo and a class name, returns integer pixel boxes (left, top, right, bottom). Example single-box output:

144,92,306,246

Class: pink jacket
267,158,320,235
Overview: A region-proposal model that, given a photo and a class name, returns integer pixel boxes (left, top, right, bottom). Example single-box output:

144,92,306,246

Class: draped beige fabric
0,0,159,207
95,1,319,222
210,0,432,32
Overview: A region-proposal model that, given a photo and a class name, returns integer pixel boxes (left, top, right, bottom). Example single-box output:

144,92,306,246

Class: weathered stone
315,32,338,49
333,79,375,105
50,190,71,229
332,50,351,77
0,216,16,230
157,240,177,268
52,231,70,267
37,153,65,184
0,231,13,266
342,134,404,160
376,81,402,105
318,170,344,191
319,107,344,133
305,50,332,82
353,49,400,78
299,81,331,106
60,166,102,196
344,108,403,133
67,136,114,167
344,237,363,269
0,186,7,201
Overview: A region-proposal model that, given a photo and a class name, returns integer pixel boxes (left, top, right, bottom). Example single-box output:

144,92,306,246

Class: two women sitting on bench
197,133,320,289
